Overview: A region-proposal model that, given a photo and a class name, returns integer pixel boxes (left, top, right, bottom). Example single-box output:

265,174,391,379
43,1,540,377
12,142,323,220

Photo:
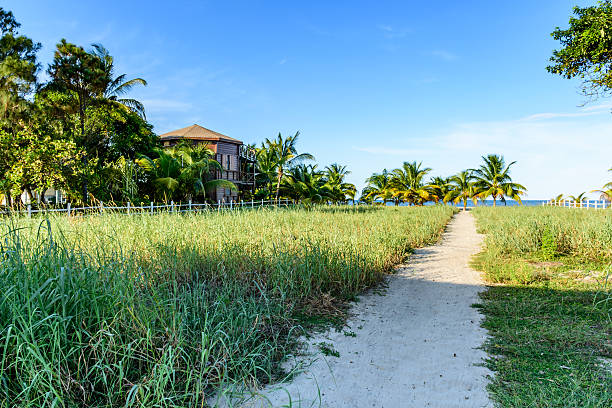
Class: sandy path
235,211,492,407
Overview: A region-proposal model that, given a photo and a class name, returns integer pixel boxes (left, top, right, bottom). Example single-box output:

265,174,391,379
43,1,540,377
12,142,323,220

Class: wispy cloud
279,58,287,65
141,99,193,112
352,107,612,199
377,24,410,39
520,103,612,121
429,50,457,61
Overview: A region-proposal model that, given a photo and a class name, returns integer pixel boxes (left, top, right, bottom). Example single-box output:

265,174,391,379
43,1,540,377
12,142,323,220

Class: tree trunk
275,168,282,200
79,95,88,204
4,190,12,207
493,196,496,207
463,199,467,211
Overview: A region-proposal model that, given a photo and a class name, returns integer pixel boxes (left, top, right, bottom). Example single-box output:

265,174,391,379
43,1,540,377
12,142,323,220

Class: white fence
544,199,611,209
1,199,293,218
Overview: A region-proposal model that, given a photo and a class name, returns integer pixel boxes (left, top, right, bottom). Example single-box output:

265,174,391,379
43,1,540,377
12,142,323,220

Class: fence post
171,201,175,213
150,201,154,214
100,201,104,214
27,204,31,218
230,200,233,210
251,199,254,208
127,201,131,215
188,199,192,212
67,202,71,217
218,200,221,212
261,199,264,207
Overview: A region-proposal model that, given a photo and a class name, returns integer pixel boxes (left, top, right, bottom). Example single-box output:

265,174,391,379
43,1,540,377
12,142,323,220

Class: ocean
354,199,550,207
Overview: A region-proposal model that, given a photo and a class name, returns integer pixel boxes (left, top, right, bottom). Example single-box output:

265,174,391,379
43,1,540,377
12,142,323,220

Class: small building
158,124,256,202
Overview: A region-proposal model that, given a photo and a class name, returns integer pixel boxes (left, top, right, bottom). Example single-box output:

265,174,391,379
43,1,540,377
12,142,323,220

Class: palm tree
136,148,181,199
91,44,148,118
174,143,236,198
472,154,526,206
430,176,452,203
362,169,393,204
324,163,356,203
281,164,332,204
567,192,587,207
444,170,479,210
254,145,277,196
137,144,235,201
389,161,436,205
551,194,564,202
591,168,612,201
263,132,314,200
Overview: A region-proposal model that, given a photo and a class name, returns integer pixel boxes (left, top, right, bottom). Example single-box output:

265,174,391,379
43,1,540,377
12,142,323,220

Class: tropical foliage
362,155,526,207
0,7,159,206
252,133,357,204
548,0,612,100
472,154,527,206
136,143,236,202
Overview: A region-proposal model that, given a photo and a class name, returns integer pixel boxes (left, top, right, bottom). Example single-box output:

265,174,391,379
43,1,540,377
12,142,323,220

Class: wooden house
158,124,256,202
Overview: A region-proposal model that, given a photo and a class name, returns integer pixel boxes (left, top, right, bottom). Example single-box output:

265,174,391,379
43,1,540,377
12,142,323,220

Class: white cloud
279,58,287,65
429,50,457,61
352,108,612,199
377,24,410,39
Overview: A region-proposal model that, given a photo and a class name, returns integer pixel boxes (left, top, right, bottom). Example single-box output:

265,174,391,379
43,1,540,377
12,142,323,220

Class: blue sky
7,0,612,198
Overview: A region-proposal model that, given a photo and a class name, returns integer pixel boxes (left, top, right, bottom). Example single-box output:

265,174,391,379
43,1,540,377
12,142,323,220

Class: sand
215,210,493,408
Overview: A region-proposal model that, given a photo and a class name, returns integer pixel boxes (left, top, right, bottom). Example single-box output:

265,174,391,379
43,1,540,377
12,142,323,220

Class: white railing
543,199,610,209
1,198,293,218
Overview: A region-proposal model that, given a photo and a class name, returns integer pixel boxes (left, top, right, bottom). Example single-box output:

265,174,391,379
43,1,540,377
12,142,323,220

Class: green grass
472,207,612,407
0,205,454,407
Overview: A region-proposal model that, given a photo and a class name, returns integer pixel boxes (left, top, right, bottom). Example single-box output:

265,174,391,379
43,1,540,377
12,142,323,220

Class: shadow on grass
475,284,611,408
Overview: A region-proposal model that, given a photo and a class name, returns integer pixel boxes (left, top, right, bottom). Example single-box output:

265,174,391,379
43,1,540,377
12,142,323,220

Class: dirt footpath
250,211,492,407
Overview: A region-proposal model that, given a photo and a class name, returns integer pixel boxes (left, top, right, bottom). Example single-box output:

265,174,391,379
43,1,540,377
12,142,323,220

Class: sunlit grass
0,205,454,407
472,207,612,408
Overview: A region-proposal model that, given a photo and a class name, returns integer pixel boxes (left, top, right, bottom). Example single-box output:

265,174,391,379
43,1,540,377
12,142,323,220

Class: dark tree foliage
548,1,612,100
0,7,40,129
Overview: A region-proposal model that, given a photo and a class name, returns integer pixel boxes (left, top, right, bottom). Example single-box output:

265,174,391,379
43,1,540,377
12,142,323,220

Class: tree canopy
548,1,612,100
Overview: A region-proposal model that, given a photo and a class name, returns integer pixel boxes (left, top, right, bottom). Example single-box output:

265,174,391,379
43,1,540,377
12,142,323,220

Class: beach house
159,124,256,202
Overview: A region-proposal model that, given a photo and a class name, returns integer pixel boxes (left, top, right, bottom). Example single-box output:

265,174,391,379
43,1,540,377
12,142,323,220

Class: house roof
158,124,242,144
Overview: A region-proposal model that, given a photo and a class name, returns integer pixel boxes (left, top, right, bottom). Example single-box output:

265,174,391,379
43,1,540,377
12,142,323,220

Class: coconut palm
91,44,148,118
567,192,587,207
324,163,357,203
281,164,332,204
591,168,612,201
551,194,564,202
137,144,235,201
389,161,437,205
362,169,393,204
263,131,314,200
472,154,526,206
444,170,479,210
430,176,452,203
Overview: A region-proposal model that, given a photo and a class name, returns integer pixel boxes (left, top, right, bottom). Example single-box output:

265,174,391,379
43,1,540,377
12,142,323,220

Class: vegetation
0,8,159,206
0,7,359,209
548,0,612,101
472,206,611,407
472,154,526,206
361,154,526,206
0,205,454,406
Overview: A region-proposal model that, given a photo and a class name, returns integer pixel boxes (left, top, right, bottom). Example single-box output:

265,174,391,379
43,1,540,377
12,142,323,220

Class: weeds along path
252,210,492,407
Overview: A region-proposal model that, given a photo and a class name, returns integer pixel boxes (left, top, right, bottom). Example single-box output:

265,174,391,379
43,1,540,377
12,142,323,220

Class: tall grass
474,206,612,261
0,205,454,407
472,207,612,408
